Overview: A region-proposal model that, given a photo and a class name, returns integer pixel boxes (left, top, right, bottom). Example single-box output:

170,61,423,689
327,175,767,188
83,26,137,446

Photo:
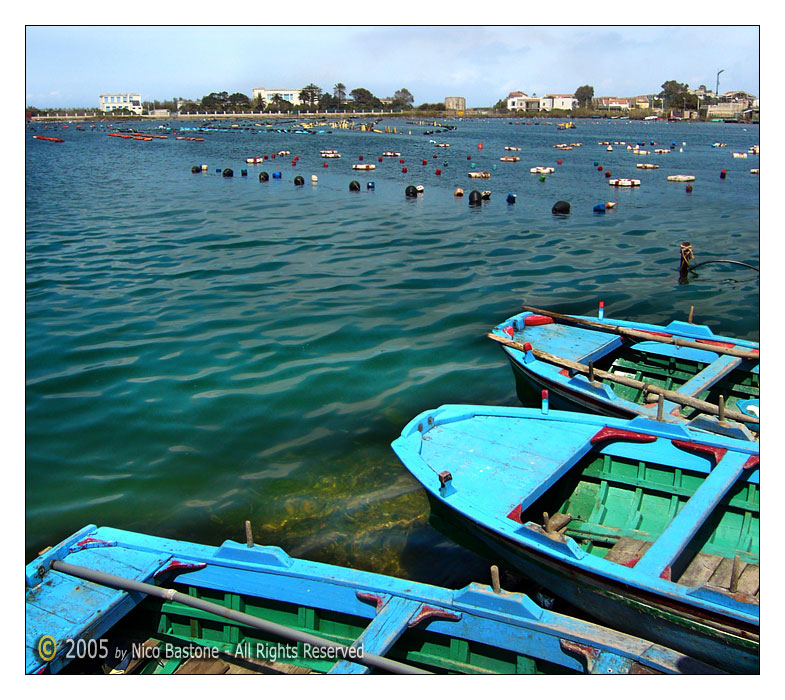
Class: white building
252,87,302,106
99,93,142,114
506,92,541,111
540,94,577,111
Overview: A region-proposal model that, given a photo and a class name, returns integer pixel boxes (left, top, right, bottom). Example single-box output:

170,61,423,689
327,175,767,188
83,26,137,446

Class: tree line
169,84,431,113
495,80,734,113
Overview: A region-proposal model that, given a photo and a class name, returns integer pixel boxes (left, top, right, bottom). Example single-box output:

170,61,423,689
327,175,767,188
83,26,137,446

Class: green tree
493,98,509,112
333,82,346,106
659,80,688,99
299,83,323,109
574,85,594,109
318,92,339,111
392,88,414,109
228,92,251,109
415,102,445,111
252,94,266,111
266,93,293,112
349,87,381,109
201,91,229,110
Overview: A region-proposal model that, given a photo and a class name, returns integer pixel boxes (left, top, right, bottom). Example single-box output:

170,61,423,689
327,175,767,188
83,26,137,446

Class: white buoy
311,175,318,183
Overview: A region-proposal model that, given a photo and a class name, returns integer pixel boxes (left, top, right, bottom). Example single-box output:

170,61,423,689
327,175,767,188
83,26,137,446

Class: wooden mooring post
679,241,694,284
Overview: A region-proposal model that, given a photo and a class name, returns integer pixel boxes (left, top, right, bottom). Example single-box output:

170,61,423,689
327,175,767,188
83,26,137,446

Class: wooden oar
520,305,759,361
488,333,759,426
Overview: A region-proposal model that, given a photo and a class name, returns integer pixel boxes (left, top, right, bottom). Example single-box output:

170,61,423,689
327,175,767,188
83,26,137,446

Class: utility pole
716,69,724,99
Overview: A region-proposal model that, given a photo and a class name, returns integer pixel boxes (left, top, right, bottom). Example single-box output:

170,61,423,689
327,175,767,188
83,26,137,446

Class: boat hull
26,525,722,675
392,405,759,674
427,494,759,674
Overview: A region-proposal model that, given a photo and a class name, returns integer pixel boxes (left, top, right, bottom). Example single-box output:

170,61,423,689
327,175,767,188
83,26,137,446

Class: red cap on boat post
599,300,605,320
541,390,549,415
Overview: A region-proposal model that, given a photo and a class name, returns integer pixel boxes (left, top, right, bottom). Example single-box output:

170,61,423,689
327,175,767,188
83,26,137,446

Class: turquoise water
26,117,759,585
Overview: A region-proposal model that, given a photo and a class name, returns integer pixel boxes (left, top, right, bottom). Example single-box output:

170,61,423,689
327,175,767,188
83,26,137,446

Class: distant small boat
393,405,759,673
33,135,64,142
468,171,491,179
25,525,721,675
352,163,376,170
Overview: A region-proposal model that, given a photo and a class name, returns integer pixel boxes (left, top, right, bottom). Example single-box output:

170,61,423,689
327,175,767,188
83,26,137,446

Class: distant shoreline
28,112,757,124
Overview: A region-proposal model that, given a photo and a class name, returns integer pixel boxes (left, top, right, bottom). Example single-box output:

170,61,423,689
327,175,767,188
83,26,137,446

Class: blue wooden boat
25,524,721,675
488,305,759,439
392,405,759,673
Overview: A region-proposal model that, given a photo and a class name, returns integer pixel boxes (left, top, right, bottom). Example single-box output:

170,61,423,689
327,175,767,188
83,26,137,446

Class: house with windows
592,96,631,111
540,94,577,111
252,87,302,106
99,93,142,114
506,92,541,111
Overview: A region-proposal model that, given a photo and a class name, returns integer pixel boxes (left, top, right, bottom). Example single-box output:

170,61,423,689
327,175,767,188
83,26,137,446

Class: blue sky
24,25,760,109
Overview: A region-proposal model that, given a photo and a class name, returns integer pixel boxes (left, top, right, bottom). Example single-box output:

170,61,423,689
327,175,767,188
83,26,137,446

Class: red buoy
478,143,483,150
402,167,407,173
422,159,427,165
557,159,562,165
378,156,383,162
597,166,603,171
435,168,441,175
359,155,363,161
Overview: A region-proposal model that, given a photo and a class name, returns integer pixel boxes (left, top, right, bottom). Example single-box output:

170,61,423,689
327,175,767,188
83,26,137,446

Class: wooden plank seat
605,538,759,600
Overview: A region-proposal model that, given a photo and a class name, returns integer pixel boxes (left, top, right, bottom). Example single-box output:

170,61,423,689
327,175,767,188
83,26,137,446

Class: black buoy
506,193,516,204
241,169,248,177
191,165,201,174
468,190,482,205
552,200,571,215
222,168,233,177
405,185,417,198
294,175,304,186
259,171,269,182
349,180,361,191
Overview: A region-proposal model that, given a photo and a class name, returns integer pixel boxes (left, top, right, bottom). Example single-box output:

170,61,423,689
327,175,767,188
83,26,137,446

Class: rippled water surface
26,117,759,585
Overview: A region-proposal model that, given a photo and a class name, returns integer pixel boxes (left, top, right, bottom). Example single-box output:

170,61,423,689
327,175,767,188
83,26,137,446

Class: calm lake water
25,117,759,588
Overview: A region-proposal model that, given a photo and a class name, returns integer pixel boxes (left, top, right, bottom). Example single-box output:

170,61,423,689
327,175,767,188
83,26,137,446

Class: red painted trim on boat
154,560,207,578
671,440,728,466
590,426,658,447
743,455,759,470
524,314,554,326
